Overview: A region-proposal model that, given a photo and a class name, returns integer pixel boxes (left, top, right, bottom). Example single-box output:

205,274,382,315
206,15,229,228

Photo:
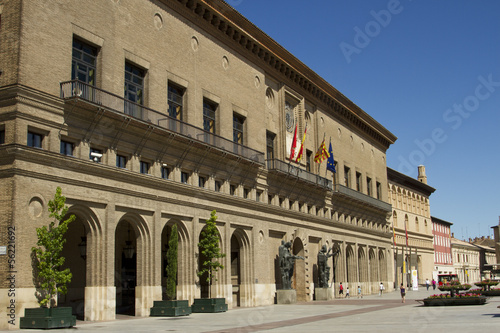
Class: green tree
32,187,75,308
197,210,226,298
165,224,178,300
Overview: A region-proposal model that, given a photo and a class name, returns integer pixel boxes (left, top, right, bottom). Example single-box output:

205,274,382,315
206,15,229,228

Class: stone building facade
451,237,480,284
432,216,454,281
387,166,435,288
0,0,396,327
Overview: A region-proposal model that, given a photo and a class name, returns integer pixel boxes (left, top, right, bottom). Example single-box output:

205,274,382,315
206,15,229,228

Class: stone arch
230,228,253,307
358,246,368,293
345,244,356,287
369,248,378,294
115,212,152,316
198,223,224,299
378,249,388,283
292,237,306,301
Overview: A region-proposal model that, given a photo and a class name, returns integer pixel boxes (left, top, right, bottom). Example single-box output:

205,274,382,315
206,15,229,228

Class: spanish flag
295,125,307,162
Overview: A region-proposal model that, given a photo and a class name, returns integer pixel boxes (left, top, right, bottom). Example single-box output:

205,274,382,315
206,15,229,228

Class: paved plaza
16,288,500,332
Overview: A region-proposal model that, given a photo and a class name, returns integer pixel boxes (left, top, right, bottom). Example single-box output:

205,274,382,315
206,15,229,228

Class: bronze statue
279,241,304,289
317,245,338,288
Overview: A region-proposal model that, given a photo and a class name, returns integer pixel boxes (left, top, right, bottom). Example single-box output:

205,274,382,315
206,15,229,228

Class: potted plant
20,187,77,329
475,279,500,296
192,210,227,313
150,224,191,316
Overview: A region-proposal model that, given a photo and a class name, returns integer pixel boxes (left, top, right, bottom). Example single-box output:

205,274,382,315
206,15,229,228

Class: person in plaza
426,278,430,290
379,282,384,296
400,284,406,303
339,282,344,298
345,286,350,298
357,285,362,298
432,278,436,290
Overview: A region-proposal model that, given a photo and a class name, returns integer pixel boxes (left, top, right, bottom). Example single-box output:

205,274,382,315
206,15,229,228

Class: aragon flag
314,139,329,163
295,125,307,162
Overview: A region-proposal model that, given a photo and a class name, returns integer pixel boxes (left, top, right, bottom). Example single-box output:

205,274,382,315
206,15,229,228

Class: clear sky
230,0,500,240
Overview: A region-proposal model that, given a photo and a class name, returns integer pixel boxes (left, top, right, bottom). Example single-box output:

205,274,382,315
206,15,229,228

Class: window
199,176,206,188
366,177,372,196
344,166,350,187
376,181,382,199
203,100,216,135
140,161,150,174
233,114,244,145
60,140,74,156
161,165,170,179
72,38,97,85
214,180,222,192
90,147,103,162
243,188,249,199
306,150,312,172
230,184,236,196
268,194,273,205
27,131,43,148
356,172,362,192
279,197,284,208
116,154,127,168
256,190,262,202
0,129,5,144
167,84,183,120
266,131,275,160
181,171,189,184
124,62,145,118
289,200,295,210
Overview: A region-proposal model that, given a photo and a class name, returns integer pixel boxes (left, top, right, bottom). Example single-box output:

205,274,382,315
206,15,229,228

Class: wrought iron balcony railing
266,159,333,190
60,80,265,164
333,184,392,212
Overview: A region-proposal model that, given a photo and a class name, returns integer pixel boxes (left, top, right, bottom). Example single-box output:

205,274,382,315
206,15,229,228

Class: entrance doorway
115,221,136,315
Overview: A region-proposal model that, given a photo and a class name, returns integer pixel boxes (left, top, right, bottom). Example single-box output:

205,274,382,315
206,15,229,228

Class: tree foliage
165,224,178,300
197,210,226,298
32,187,75,308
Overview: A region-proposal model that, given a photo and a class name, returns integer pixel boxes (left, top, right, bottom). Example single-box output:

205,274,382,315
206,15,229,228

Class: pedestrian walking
432,278,436,290
379,282,384,296
400,284,406,303
357,286,362,298
426,278,430,291
345,286,350,298
339,282,344,298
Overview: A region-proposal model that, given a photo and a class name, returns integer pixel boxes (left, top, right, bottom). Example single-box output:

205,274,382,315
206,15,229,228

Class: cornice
160,0,397,150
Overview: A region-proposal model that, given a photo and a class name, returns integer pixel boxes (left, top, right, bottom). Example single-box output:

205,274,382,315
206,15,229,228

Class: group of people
338,282,364,298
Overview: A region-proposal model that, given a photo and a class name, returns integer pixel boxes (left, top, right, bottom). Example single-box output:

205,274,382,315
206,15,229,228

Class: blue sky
231,0,500,240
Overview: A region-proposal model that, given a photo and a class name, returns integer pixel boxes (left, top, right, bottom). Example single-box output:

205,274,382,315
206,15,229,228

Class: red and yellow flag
295,125,307,162
314,138,330,163
289,124,298,160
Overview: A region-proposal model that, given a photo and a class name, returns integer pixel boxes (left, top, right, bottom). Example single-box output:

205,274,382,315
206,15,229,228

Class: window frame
72,38,97,85
27,131,43,149
116,154,127,169
60,140,75,156
140,160,150,175
232,114,244,145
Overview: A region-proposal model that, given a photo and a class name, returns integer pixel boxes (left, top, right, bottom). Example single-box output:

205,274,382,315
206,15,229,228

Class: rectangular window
344,166,350,187
356,172,362,192
230,184,236,196
214,180,222,192
233,114,244,145
140,161,150,174
72,38,97,85
199,176,206,188
181,171,189,184
60,140,74,156
167,83,184,131
161,166,170,179
0,129,5,144
256,190,262,202
243,188,249,199
27,131,43,148
266,131,275,161
306,150,312,172
124,62,145,118
116,154,127,168
366,177,372,196
376,181,382,200
203,100,216,143
90,147,103,163
268,194,273,205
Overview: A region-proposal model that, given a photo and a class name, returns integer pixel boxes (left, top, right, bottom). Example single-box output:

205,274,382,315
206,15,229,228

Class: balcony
266,159,333,190
333,184,391,212
60,80,265,165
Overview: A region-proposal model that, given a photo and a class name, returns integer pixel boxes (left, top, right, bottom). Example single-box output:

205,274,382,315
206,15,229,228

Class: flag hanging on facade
326,140,336,173
314,138,329,163
289,124,298,160
295,125,307,162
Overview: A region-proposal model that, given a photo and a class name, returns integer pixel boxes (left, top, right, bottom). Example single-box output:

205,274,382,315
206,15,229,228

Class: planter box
191,298,228,313
422,297,487,306
481,290,500,297
20,307,76,329
150,300,192,317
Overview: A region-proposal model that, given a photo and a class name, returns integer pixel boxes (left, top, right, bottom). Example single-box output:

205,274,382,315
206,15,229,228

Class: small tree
165,224,178,300
32,187,75,308
197,210,226,298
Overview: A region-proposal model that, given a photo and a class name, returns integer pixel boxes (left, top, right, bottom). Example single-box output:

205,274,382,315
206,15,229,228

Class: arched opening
346,245,356,288
115,220,137,315
358,246,368,293
160,224,174,299
198,225,223,299
369,248,378,293
59,217,87,319
292,238,306,301
230,234,241,307
379,249,388,284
